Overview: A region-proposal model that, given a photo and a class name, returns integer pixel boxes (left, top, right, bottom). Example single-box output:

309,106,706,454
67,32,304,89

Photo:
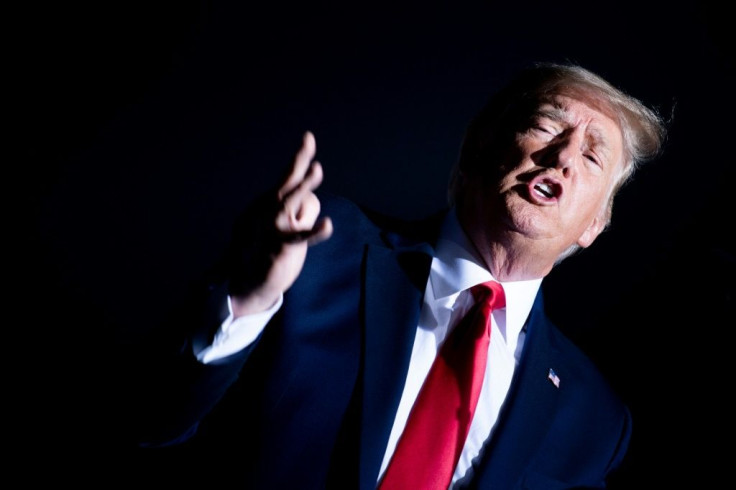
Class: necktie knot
470,280,506,311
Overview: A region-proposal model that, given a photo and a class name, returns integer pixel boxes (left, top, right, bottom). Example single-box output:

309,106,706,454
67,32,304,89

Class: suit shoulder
316,191,387,242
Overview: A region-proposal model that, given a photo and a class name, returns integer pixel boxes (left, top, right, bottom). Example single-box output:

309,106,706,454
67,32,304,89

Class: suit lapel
467,291,564,489
358,238,433,489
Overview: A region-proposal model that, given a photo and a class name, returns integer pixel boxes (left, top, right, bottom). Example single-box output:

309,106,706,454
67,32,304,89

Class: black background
22,0,735,485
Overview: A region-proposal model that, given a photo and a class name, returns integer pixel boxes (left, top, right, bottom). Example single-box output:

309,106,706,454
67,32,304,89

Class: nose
542,128,585,177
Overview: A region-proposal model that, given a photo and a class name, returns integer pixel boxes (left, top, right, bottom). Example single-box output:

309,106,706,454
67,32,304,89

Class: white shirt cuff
196,294,283,364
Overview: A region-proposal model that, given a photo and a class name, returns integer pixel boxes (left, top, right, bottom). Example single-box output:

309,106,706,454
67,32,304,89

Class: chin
503,198,552,235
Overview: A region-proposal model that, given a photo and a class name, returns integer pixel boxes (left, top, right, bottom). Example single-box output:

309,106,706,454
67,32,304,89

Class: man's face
462,93,625,266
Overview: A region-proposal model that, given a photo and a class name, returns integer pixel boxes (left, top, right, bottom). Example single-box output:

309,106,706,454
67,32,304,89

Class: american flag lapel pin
547,368,561,388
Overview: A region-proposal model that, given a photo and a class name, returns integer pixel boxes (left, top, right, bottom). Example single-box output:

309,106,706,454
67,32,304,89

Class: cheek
508,136,535,162
498,146,534,179
573,183,609,221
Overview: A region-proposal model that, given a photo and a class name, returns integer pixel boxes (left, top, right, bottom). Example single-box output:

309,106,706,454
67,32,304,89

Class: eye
584,153,602,167
527,121,559,140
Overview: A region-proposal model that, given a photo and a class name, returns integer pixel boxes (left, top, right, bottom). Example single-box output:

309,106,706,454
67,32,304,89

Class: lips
528,175,562,203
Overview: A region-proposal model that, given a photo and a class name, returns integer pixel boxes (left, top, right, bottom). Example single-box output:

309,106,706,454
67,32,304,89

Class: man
133,62,666,489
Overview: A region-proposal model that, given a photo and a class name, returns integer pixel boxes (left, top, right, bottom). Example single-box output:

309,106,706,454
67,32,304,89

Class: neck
455,208,559,282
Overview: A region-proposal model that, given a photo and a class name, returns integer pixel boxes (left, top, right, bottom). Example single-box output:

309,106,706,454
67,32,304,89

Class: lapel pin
547,368,561,388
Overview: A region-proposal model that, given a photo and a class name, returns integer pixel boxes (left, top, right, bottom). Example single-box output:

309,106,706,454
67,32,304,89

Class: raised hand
228,131,333,316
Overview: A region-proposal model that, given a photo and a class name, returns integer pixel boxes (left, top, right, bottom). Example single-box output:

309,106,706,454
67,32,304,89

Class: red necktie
378,281,506,490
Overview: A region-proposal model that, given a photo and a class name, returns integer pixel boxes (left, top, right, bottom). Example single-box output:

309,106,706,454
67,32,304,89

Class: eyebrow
534,103,614,160
534,104,567,123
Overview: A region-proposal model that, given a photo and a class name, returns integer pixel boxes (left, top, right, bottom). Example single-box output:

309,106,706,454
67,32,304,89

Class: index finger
278,131,316,200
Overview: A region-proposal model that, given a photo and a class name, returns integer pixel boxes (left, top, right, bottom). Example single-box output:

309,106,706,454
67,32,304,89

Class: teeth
535,183,553,198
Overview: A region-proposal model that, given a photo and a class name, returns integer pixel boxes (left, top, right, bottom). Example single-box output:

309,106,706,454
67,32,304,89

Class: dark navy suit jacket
138,192,631,489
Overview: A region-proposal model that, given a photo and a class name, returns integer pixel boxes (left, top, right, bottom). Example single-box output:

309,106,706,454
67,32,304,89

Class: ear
576,213,607,249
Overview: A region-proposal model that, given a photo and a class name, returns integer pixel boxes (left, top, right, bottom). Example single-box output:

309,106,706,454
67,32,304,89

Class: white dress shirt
195,207,542,488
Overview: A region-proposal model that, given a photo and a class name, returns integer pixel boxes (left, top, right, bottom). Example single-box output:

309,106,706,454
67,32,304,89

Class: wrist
230,288,281,317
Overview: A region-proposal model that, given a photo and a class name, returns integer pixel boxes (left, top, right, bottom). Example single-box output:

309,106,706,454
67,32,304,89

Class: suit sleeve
126,277,269,448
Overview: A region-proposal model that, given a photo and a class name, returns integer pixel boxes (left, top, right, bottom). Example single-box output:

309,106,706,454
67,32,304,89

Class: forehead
538,92,619,125
537,94,624,150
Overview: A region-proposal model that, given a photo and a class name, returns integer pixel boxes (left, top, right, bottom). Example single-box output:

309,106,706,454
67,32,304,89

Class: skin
232,94,625,315
230,131,332,317
458,94,625,282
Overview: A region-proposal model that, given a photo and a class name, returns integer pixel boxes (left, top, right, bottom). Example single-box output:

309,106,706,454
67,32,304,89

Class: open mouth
534,182,555,198
528,176,562,203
